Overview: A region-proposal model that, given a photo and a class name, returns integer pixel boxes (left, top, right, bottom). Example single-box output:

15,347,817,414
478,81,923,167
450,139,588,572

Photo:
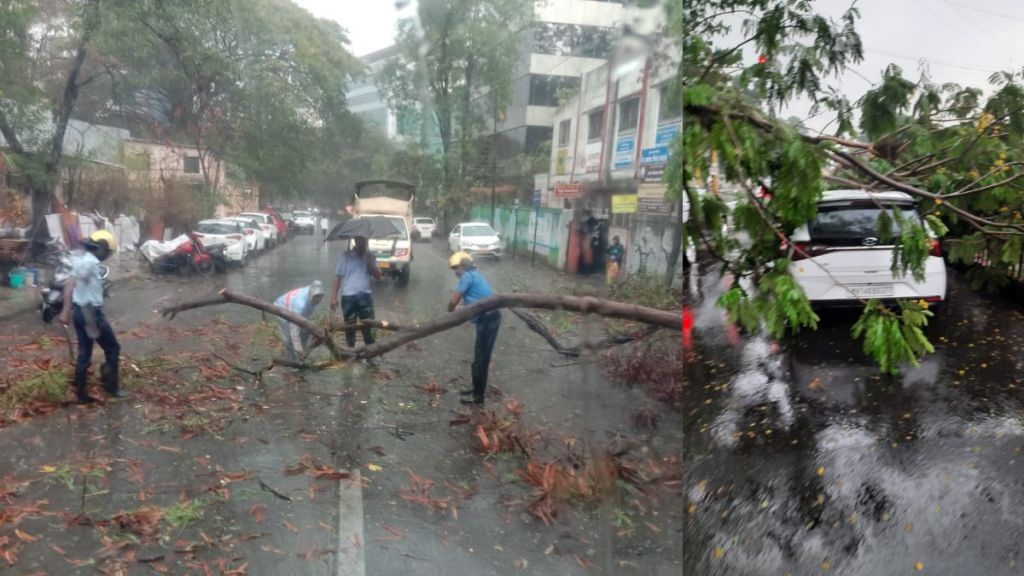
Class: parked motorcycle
148,233,217,276
39,253,112,324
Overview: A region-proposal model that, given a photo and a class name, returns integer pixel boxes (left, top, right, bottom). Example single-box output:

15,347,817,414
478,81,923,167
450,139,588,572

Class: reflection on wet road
685,264,1024,575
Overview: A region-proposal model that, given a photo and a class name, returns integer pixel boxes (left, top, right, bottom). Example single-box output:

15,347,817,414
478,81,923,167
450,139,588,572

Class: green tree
0,0,106,242
680,0,1024,372
377,0,532,222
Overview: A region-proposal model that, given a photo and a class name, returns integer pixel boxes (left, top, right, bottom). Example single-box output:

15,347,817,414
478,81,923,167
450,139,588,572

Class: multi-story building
486,0,630,174
346,45,409,142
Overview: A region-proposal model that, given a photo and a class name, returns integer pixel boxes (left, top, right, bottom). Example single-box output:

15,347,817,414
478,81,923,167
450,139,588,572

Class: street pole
531,201,539,266
491,94,498,227
512,198,520,259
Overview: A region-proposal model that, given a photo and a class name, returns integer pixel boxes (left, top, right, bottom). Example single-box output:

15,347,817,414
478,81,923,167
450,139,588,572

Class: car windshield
810,203,920,246
415,218,433,225
197,222,239,235
240,213,266,222
462,224,496,237
294,211,311,218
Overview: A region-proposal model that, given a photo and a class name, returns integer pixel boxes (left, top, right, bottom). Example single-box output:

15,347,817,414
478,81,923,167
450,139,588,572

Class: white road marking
336,470,366,576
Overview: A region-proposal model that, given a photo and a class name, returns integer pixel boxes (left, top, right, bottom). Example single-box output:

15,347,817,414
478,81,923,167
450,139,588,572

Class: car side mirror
452,232,460,238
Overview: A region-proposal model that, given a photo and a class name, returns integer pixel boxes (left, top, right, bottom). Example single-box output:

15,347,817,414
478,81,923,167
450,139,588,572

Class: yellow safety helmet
88,229,118,252
449,251,472,269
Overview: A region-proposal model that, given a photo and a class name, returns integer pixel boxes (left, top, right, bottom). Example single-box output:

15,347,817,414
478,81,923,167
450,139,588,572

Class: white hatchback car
788,190,946,306
413,217,436,241
225,217,266,252
449,222,503,258
193,220,248,264
238,212,278,246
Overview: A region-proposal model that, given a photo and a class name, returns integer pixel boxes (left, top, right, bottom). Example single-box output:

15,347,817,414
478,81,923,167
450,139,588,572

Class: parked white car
788,190,947,306
193,220,247,264
292,210,315,234
225,217,266,252
449,222,503,258
412,217,436,241
238,212,278,247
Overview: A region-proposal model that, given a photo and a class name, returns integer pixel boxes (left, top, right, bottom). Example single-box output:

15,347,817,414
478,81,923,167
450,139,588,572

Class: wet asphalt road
1,234,683,575
684,261,1024,575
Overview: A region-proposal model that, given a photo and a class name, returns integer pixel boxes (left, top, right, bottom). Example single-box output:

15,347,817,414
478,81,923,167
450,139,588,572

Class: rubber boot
101,363,126,398
74,371,94,404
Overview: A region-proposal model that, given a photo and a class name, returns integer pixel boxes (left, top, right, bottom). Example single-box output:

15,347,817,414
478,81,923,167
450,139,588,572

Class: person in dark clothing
606,235,624,285
447,252,500,405
58,230,124,404
330,236,381,347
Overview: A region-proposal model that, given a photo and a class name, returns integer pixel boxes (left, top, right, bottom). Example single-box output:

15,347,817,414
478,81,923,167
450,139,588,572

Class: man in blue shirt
274,280,324,361
447,252,500,405
330,237,381,347
58,230,123,404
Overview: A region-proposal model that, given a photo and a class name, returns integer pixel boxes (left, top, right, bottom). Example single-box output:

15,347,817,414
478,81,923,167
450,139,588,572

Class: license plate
378,262,390,269
848,284,893,298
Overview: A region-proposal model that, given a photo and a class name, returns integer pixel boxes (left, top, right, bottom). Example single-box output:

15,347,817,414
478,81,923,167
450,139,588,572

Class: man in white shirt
58,230,123,404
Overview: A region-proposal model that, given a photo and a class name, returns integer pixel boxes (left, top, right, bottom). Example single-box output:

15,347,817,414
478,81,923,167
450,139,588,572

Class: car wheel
398,265,410,285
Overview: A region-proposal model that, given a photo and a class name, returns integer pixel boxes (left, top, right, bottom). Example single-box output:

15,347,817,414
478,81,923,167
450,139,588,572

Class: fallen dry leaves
284,454,352,481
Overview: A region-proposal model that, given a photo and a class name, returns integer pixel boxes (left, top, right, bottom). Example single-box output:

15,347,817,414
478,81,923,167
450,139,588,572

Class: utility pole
490,92,498,227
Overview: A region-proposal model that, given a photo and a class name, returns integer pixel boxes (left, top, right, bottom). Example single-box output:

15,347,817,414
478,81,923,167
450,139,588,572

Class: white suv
788,190,947,306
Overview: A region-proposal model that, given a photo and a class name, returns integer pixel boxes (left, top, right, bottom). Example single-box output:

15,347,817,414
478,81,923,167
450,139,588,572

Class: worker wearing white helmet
58,229,124,403
447,252,501,405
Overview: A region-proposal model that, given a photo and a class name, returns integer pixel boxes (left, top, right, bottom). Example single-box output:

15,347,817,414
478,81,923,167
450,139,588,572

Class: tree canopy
0,0,371,232
681,0,1024,372
376,0,533,218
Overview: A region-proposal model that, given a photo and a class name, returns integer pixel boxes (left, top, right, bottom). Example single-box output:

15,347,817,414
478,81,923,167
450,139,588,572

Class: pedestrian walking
58,230,124,404
330,237,381,347
320,216,329,239
606,235,624,285
274,280,325,361
447,252,501,405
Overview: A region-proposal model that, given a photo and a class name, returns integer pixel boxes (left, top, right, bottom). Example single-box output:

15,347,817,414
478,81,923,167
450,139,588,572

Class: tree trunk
27,0,101,249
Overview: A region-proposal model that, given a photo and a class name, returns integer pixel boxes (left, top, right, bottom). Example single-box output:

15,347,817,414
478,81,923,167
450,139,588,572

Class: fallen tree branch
345,293,680,360
164,290,680,363
507,308,659,357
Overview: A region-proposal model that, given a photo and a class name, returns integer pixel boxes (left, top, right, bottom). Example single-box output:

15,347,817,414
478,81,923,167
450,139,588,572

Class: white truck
352,180,415,284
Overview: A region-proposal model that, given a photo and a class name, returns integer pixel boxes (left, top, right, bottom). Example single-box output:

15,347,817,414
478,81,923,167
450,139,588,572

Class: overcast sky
292,0,415,57
784,0,1024,131
289,0,1024,117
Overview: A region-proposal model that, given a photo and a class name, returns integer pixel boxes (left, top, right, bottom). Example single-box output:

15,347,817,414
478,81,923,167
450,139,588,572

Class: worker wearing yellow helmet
447,251,501,405
58,228,125,404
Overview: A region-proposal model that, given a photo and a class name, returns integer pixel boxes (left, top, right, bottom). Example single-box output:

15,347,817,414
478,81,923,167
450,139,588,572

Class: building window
618,97,639,134
183,156,201,174
659,85,681,124
528,75,580,107
557,119,571,148
587,111,604,142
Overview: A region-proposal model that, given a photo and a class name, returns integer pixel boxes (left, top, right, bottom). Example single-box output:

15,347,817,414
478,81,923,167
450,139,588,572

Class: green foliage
717,267,819,339
860,65,916,140
377,0,533,214
852,301,935,374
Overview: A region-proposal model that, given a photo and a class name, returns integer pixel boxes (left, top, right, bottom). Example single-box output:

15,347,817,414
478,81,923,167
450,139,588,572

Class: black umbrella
324,215,401,241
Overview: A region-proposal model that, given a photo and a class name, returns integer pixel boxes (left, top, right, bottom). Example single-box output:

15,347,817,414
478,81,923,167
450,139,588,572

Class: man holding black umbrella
330,236,381,347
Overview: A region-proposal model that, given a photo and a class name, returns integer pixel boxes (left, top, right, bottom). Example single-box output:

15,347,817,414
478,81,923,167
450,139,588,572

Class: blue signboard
532,188,542,208
613,135,635,170
655,122,681,146
640,146,669,165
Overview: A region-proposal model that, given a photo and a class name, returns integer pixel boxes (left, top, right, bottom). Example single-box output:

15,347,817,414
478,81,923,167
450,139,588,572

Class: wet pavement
684,260,1024,575
0,235,683,575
